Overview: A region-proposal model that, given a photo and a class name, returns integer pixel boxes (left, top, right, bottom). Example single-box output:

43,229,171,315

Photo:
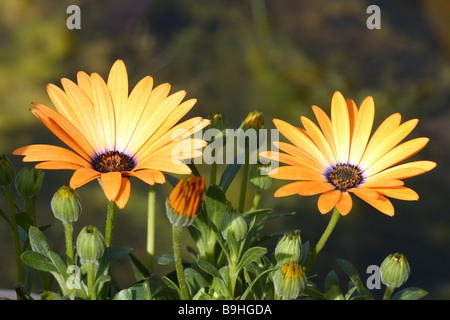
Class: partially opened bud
241,110,264,130
51,186,81,223
220,207,248,241
273,261,307,300
275,230,302,266
209,112,227,134
76,226,105,262
15,167,45,197
0,154,14,187
166,177,205,227
380,253,410,288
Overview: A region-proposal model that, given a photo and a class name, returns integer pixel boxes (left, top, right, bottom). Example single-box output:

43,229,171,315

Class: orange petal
268,165,325,181
128,169,166,185
359,179,404,188
365,161,436,182
336,191,353,216
317,189,341,214
273,119,329,168
312,105,338,162
115,177,131,209
135,157,192,175
352,188,395,216
274,181,305,197
274,141,324,173
296,181,334,196
364,137,430,177
70,167,100,189
331,91,350,163
349,96,374,164
346,99,358,139
300,116,335,165
107,60,129,117
35,161,82,170
100,172,123,201
13,144,91,167
373,186,419,201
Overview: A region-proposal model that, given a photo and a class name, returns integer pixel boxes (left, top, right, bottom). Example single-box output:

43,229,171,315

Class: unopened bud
15,167,45,197
0,154,15,187
380,253,410,288
249,162,272,191
275,230,302,266
220,207,248,241
51,186,81,223
241,110,264,130
76,226,105,262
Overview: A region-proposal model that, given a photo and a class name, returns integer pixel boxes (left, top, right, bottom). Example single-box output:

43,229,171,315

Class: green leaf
21,251,57,272
205,185,227,227
48,251,68,280
39,291,63,300
197,259,223,280
28,226,51,256
192,287,212,300
392,287,428,300
237,247,267,271
107,246,132,262
128,252,150,282
241,266,277,300
336,258,366,295
219,161,241,192
162,276,181,299
184,267,208,297
156,254,175,265
324,270,344,300
113,288,133,300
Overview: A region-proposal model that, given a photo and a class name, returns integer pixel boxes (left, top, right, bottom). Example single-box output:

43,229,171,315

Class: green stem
238,163,249,212
210,162,217,186
383,286,394,300
146,185,156,274
4,185,24,284
105,201,116,248
64,222,74,266
250,190,261,211
304,207,340,275
87,261,95,300
172,225,189,300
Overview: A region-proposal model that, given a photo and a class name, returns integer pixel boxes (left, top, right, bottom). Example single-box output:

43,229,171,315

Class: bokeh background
0,0,449,299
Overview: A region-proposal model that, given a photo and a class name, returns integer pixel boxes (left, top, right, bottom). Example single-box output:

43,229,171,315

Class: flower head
166,176,205,227
13,60,210,208
261,91,436,216
380,253,410,288
273,261,307,299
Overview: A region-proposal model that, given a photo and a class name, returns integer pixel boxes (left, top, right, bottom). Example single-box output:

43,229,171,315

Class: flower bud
51,186,81,223
166,177,205,227
0,154,15,187
249,162,272,191
380,253,410,288
15,167,45,197
275,230,302,266
241,110,264,130
220,207,248,241
273,261,307,299
208,112,227,134
76,226,105,262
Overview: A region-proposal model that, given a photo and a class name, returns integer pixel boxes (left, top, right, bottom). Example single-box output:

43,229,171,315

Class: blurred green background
0,0,449,299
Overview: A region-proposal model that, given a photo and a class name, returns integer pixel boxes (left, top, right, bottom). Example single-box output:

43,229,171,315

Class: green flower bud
51,186,82,223
249,162,272,191
15,167,45,197
208,112,227,134
220,207,248,241
76,226,105,262
273,261,307,300
275,230,302,266
380,253,410,288
0,154,15,187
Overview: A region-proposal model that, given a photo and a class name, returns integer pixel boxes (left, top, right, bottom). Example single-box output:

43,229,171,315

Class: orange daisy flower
261,91,436,216
13,60,210,209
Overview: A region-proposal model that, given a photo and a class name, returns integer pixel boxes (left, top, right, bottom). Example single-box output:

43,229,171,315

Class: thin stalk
105,201,116,248
383,286,394,300
64,222,74,266
4,185,24,284
238,142,250,212
250,190,261,211
304,207,340,275
87,261,95,300
210,144,217,185
172,225,189,300
146,184,156,275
